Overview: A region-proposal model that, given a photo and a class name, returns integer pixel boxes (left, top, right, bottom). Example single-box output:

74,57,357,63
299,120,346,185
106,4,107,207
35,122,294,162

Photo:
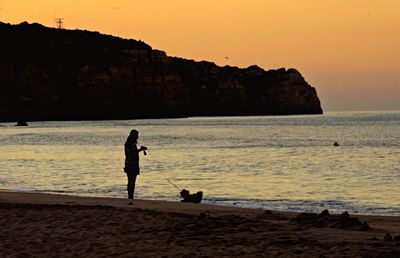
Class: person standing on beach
124,129,147,199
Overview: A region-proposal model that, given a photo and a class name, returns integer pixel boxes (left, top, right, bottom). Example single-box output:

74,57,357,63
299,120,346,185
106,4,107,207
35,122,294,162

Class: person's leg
127,173,137,199
127,173,134,199
130,174,137,199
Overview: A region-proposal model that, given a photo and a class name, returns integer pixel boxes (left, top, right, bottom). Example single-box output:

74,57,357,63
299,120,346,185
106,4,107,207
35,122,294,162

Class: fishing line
140,149,180,194
165,178,180,189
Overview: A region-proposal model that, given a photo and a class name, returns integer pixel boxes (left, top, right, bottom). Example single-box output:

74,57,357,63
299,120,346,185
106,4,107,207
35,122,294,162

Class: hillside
0,22,322,121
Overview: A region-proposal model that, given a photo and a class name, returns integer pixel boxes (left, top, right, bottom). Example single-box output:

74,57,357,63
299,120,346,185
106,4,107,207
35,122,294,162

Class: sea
0,111,399,215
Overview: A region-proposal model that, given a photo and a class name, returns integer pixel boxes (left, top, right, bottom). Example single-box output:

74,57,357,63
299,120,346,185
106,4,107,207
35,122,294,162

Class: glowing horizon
1,0,399,111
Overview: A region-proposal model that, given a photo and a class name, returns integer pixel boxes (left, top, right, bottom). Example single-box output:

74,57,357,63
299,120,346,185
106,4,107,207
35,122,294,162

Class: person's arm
126,143,138,155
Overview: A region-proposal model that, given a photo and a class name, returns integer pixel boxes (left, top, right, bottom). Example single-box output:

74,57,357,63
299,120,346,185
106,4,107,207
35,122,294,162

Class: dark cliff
0,22,322,121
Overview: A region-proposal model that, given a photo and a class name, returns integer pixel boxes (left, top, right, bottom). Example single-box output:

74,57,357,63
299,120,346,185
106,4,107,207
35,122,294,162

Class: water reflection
0,111,399,215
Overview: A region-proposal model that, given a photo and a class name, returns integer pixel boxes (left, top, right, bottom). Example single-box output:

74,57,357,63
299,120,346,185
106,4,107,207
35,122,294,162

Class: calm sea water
0,111,399,215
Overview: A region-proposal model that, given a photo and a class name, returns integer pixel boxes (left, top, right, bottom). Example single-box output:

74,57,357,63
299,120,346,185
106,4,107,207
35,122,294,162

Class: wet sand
1,191,400,257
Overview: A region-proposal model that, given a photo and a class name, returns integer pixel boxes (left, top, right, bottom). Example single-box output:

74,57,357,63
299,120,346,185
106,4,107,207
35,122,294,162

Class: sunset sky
1,0,399,111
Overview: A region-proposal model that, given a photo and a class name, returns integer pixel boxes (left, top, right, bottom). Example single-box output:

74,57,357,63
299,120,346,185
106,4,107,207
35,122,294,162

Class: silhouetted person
124,129,147,199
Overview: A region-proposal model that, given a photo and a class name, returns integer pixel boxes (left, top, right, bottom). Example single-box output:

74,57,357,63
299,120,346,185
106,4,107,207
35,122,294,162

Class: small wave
34,189,76,194
202,198,400,216
13,189,76,194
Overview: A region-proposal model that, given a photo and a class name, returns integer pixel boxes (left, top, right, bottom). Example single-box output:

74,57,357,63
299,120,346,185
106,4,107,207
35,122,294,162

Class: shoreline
3,189,399,217
1,191,400,257
2,110,399,124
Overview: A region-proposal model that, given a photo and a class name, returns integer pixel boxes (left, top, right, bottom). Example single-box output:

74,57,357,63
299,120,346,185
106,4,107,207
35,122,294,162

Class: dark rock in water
15,121,28,126
385,233,393,241
394,235,400,241
0,22,323,122
359,222,372,231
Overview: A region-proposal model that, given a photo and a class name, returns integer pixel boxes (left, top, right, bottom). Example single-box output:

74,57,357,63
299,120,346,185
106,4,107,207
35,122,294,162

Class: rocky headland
0,22,322,121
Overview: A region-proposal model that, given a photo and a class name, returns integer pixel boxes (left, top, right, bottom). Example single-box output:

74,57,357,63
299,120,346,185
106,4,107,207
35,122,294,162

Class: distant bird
113,6,120,11
224,56,229,60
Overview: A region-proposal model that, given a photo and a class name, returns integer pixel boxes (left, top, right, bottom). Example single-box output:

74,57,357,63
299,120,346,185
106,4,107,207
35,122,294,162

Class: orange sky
1,0,399,111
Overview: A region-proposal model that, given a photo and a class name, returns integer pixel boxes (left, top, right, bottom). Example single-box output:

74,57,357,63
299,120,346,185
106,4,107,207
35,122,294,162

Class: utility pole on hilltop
55,18,64,29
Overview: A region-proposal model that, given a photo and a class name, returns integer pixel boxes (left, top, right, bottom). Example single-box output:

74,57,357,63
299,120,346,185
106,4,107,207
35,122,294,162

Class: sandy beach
0,191,400,257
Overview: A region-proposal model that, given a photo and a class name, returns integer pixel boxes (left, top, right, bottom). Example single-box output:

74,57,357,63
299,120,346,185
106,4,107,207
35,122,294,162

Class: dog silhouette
180,189,203,203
